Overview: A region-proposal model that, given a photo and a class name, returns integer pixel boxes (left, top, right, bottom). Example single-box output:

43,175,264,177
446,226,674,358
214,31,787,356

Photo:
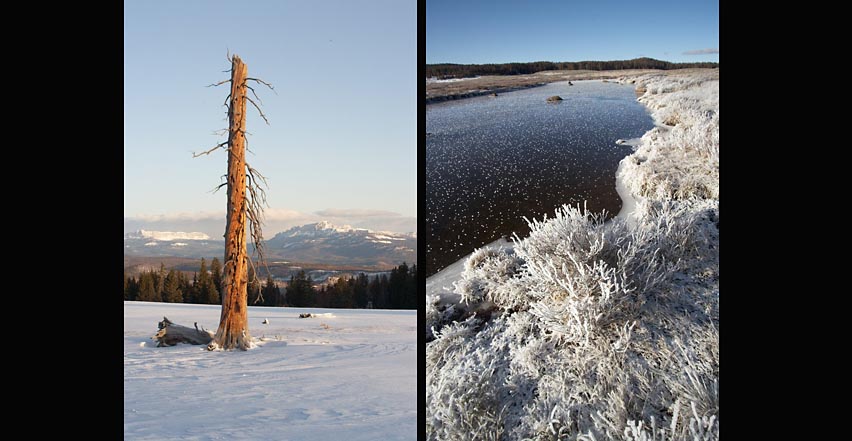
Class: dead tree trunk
210,55,251,350
153,317,214,347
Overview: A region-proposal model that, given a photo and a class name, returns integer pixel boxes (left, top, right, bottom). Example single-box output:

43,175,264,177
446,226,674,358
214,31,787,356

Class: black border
22,1,125,433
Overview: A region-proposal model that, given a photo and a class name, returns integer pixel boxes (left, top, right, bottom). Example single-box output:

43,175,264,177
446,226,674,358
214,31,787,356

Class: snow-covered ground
425,76,480,84
125,301,416,440
425,237,512,304
426,70,719,440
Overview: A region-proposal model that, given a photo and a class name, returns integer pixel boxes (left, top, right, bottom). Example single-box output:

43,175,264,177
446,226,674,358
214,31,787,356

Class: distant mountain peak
277,222,413,238
263,221,416,266
313,220,358,232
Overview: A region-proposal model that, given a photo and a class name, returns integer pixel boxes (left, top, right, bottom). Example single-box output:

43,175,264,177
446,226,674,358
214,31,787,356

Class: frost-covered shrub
426,247,525,341
425,292,467,341
427,200,718,439
516,205,643,345
426,316,515,441
454,246,526,311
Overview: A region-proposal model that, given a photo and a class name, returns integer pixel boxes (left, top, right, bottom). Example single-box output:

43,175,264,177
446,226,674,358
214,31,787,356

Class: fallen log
152,316,214,347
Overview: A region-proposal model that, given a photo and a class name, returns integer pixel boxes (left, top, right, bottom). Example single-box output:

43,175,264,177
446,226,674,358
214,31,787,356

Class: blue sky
427,0,719,64
124,0,417,235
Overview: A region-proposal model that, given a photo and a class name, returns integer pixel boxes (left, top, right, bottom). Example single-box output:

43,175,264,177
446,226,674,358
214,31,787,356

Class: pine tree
367,275,379,308
353,273,369,308
315,285,330,308
287,274,298,306
388,262,410,309
306,274,316,307
200,279,220,305
332,277,354,308
137,271,159,302
210,257,223,295
370,274,389,309
125,274,140,301
198,258,209,287
156,263,167,300
262,274,280,306
187,272,199,304
405,264,418,309
287,270,315,307
179,272,191,302
163,269,183,303
247,266,262,305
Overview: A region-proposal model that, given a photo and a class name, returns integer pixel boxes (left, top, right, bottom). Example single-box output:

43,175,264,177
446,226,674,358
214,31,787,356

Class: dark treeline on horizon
124,258,417,310
426,57,718,79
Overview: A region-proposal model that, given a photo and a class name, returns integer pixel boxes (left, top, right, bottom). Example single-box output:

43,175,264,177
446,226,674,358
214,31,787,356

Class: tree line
286,262,417,309
124,258,417,310
426,57,719,79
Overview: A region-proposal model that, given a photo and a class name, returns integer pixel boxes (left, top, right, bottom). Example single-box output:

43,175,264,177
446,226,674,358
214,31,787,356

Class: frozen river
425,80,654,276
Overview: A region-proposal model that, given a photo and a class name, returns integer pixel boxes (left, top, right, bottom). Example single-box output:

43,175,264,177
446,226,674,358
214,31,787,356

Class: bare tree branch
209,182,228,194
246,164,269,189
245,96,270,125
244,160,271,288
243,132,254,155
246,77,276,94
193,141,228,157
207,79,231,88
247,255,264,305
246,85,263,105
243,133,250,154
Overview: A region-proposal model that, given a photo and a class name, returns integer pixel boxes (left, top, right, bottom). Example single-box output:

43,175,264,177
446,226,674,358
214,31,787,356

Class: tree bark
210,55,252,350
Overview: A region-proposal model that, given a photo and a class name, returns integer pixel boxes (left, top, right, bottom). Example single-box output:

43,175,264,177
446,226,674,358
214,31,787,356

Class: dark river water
425,80,655,277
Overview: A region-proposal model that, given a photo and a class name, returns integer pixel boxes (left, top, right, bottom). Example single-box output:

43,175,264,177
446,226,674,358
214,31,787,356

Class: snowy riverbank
425,69,719,440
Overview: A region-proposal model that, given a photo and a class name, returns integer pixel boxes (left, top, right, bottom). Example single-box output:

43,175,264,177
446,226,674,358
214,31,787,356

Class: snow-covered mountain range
124,222,416,267
264,222,416,266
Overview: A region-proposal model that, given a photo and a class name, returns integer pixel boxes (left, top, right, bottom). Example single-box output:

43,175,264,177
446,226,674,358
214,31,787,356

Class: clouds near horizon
125,207,416,238
683,48,719,55
314,208,401,218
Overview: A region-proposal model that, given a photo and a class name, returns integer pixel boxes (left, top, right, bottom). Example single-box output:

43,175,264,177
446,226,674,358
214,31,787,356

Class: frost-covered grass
426,69,719,440
618,70,719,202
125,302,416,440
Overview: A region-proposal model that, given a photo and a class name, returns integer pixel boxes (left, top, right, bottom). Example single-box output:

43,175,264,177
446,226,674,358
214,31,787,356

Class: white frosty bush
425,292,467,341
426,201,718,439
426,69,719,440
454,246,526,311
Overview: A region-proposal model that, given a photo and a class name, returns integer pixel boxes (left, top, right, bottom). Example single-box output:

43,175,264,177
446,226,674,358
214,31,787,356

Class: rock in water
546,95,563,102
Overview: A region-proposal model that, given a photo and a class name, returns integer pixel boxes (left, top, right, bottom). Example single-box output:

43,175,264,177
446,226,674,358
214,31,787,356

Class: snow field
125,302,416,440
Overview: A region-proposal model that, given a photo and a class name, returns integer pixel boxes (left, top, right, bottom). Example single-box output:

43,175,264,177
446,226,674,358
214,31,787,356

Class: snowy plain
124,301,416,440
